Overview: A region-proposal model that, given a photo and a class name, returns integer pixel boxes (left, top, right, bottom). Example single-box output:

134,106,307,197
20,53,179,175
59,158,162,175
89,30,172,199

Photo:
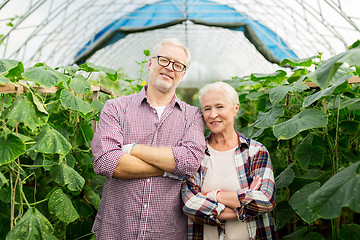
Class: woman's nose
209,110,218,118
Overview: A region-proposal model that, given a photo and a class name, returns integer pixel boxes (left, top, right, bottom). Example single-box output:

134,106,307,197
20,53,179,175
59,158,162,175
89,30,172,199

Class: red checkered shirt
91,86,206,240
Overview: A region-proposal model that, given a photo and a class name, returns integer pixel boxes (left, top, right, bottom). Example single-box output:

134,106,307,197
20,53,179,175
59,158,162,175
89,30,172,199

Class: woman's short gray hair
152,38,191,67
198,81,239,107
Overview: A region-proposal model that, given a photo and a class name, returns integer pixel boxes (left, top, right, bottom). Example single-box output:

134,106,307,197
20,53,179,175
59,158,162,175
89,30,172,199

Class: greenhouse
0,0,360,239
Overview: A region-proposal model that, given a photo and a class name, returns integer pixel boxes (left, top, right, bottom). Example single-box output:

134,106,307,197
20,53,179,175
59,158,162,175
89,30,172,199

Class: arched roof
74,0,298,65
1,0,359,88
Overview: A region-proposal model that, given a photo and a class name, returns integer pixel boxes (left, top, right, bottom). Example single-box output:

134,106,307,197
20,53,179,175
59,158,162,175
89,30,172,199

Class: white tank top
202,144,250,240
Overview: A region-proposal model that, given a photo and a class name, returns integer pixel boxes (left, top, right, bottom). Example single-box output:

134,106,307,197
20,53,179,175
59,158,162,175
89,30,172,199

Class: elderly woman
181,82,277,240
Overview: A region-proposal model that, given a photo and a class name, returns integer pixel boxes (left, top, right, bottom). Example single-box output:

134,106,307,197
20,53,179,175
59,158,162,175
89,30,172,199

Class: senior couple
91,38,277,240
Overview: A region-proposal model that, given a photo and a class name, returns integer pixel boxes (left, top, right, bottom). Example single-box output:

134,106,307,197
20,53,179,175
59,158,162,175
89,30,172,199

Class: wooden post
91,86,100,133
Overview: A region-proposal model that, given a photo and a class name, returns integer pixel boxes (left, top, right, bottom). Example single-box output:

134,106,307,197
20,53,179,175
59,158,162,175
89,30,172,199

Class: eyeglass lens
157,56,185,72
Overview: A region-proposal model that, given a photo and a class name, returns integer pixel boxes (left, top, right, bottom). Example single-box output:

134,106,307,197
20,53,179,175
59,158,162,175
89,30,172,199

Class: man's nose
165,62,175,71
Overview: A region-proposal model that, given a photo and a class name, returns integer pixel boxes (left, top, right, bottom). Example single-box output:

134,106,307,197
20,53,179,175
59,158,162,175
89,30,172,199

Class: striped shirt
181,133,278,240
91,86,206,239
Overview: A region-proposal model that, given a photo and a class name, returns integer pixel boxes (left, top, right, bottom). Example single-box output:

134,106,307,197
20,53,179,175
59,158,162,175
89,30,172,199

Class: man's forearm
130,144,176,173
112,153,164,179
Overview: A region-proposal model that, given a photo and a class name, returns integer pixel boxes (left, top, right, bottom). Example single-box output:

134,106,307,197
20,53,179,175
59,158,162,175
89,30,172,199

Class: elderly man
91,38,206,239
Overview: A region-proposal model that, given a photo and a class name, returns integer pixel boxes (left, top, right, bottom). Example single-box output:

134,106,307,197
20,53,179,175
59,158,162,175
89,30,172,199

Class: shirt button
144,204,147,208
147,178,150,182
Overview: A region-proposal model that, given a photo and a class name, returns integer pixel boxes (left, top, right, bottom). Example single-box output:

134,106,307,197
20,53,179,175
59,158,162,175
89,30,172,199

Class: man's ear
147,58,152,71
180,71,186,81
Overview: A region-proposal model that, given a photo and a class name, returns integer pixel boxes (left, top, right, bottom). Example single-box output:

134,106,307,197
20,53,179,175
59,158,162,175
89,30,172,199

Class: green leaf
31,125,71,155
268,82,308,105
79,62,117,81
303,76,349,108
91,100,105,112
268,85,292,104
143,49,151,56
0,59,24,79
274,201,295,230
50,162,85,191
6,207,55,240
282,227,308,240
246,91,262,101
340,98,360,110
86,188,101,210
287,69,308,84
65,154,76,168
48,189,79,223
280,57,314,67
303,232,324,240
0,74,10,83
339,224,360,240
22,66,67,89
295,143,325,169
289,169,330,194
60,89,93,115
0,134,26,166
307,48,360,89
292,82,310,92
253,106,284,128
73,199,94,218
76,121,93,147
29,92,48,114
273,109,328,140
250,70,287,81
6,95,48,131
69,74,90,95
289,182,321,223
65,219,94,240
275,163,295,188
308,161,360,219
0,171,8,189
57,65,79,75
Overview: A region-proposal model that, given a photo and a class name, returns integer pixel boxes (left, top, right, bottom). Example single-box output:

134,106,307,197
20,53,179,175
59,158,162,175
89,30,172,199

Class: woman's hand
250,175,262,191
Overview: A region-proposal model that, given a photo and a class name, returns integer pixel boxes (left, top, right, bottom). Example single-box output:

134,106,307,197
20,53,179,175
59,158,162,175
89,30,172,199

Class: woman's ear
234,103,240,117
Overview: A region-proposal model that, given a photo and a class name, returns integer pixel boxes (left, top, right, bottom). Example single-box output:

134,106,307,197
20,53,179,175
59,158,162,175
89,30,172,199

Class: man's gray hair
152,38,191,67
198,81,239,108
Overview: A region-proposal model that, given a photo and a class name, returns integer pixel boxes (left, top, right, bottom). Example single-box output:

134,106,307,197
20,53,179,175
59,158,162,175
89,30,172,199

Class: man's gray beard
153,78,178,93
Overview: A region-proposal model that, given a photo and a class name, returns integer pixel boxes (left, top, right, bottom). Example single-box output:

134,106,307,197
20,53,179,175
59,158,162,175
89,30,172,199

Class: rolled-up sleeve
181,171,225,225
91,100,125,178
172,108,206,177
236,145,276,217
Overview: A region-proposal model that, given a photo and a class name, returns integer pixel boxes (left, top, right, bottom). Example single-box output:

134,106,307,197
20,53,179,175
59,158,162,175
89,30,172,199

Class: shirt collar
137,85,183,111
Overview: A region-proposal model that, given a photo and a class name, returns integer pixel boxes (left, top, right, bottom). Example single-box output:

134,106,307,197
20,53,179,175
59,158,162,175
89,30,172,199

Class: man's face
148,44,187,93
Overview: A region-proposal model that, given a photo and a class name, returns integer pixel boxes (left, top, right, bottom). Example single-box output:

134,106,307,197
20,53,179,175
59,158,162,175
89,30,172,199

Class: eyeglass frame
152,56,187,72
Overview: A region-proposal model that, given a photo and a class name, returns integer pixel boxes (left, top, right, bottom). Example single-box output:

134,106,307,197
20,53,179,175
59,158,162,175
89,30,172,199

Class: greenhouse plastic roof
1,0,360,88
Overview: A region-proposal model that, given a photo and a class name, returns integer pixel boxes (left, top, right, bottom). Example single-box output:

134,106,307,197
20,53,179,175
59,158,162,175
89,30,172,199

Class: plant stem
334,94,340,175
334,94,341,239
19,164,53,168
1,93,4,111
28,198,48,206
10,166,14,230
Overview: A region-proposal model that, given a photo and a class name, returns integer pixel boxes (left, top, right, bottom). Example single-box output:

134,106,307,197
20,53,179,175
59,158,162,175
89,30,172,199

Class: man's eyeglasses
152,56,186,72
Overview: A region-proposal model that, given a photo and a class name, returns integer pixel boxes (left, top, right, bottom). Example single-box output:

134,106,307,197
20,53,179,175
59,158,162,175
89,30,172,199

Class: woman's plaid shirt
181,133,278,240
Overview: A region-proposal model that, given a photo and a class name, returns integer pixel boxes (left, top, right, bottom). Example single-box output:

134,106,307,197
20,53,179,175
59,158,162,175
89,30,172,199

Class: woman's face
201,89,239,134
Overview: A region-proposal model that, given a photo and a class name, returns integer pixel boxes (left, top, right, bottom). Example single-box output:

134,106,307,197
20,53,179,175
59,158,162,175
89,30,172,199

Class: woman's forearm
217,207,237,220
216,191,241,209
